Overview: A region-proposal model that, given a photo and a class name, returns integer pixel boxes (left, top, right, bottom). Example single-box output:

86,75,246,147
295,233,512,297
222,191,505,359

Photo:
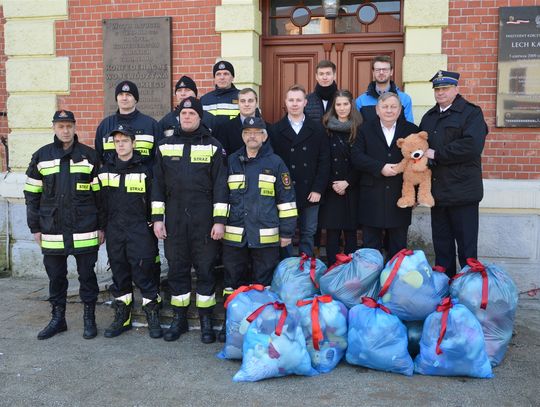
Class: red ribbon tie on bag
435,296,453,355
246,301,288,336
361,296,392,314
378,249,414,298
299,253,320,289
326,253,353,273
453,258,489,310
297,295,333,350
224,284,265,308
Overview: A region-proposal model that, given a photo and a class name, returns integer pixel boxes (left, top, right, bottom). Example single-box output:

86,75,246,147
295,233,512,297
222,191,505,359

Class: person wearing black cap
98,124,162,339
24,110,104,340
219,116,297,342
200,60,240,130
95,80,161,167
152,96,229,344
420,70,488,277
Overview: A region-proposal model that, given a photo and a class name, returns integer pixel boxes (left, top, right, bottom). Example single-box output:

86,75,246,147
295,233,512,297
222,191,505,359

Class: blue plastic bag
233,302,318,382
346,297,413,376
296,295,348,373
217,285,279,360
271,254,327,306
379,249,449,321
450,259,518,367
320,249,384,309
414,297,493,378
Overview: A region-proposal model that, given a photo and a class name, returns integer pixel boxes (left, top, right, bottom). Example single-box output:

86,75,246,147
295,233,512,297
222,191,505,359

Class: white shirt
380,121,397,147
288,115,305,135
322,100,329,111
440,104,452,113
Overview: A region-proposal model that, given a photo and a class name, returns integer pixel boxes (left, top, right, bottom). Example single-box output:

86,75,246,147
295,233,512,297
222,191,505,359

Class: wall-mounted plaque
497,7,540,127
103,17,171,120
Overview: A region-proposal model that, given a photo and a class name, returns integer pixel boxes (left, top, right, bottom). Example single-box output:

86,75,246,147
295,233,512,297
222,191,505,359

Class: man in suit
269,84,331,257
351,92,419,259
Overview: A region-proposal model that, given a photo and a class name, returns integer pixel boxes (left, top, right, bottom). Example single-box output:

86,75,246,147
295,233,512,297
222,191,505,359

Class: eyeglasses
374,68,391,73
243,130,265,136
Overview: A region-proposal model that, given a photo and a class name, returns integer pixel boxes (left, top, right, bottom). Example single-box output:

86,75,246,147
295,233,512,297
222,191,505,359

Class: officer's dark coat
157,108,215,139
351,118,420,228
420,94,488,206
269,115,331,209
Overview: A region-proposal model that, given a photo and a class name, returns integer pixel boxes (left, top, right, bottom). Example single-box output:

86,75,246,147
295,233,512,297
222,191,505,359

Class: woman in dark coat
319,90,363,266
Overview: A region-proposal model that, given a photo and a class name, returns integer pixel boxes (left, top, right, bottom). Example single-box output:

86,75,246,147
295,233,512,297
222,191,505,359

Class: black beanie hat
115,81,139,102
178,96,204,119
213,60,235,77
175,75,198,96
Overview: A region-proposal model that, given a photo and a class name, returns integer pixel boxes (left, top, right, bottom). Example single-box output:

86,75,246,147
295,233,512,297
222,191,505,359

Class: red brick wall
444,0,540,179
56,0,221,145
0,8,8,171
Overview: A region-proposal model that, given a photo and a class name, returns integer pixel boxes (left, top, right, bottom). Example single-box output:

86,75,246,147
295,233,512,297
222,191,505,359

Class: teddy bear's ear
396,138,404,147
419,131,429,140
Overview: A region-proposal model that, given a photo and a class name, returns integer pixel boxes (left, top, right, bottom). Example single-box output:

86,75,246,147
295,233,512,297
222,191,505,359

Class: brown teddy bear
393,131,435,208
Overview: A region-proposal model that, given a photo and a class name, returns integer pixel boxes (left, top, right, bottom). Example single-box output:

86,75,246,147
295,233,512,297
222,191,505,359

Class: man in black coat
352,93,419,259
421,70,488,277
269,84,331,257
305,60,338,123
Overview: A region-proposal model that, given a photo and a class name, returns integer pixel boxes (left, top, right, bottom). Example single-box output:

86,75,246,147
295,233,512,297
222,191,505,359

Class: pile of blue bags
217,252,518,381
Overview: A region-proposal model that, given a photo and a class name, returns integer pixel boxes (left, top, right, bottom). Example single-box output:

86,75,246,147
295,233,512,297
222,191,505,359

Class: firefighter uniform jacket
24,135,102,255
151,125,229,227
224,142,298,248
95,109,160,166
200,85,240,129
158,108,216,138
98,152,157,260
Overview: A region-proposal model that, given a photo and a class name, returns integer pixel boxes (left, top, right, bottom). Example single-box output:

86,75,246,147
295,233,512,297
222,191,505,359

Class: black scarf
315,81,338,101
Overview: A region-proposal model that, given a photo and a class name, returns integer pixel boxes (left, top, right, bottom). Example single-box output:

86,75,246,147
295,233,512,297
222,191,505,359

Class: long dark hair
322,89,363,144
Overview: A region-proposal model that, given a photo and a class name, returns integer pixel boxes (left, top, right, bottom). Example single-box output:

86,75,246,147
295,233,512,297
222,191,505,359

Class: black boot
218,294,229,343
38,304,67,340
82,302,97,339
143,300,163,339
200,313,216,344
163,307,189,342
104,300,132,338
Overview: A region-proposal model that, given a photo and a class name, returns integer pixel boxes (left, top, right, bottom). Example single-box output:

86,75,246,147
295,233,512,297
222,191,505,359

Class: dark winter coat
351,118,420,228
200,85,240,130
420,94,488,206
157,108,215,138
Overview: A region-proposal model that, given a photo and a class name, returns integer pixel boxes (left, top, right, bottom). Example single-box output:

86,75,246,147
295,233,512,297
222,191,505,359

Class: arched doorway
261,0,404,122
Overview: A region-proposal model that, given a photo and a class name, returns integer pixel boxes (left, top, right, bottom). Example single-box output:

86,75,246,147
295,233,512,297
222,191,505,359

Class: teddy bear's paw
397,197,415,208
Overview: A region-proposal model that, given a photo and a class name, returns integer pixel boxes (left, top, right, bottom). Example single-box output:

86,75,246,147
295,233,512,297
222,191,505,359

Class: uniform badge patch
218,62,226,70
122,83,130,91
281,172,291,188
59,111,68,118
184,99,192,108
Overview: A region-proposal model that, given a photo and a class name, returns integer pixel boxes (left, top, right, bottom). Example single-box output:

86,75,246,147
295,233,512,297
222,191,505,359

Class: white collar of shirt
439,104,452,113
380,121,397,147
322,100,329,110
288,114,305,135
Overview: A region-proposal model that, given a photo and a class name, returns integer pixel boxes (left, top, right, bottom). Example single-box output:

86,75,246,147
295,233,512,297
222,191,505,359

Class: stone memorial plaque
497,7,540,127
103,17,171,119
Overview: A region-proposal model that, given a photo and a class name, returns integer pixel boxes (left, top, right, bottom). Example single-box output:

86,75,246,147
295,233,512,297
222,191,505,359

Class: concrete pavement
0,277,538,407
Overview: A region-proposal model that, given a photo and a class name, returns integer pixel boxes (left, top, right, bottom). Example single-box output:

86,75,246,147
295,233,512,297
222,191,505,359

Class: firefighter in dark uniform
98,124,162,339
219,116,297,342
152,97,228,344
420,70,488,277
24,110,104,340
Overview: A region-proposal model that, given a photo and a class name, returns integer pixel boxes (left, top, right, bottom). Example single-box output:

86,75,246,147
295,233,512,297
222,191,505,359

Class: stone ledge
2,0,68,19
4,20,56,56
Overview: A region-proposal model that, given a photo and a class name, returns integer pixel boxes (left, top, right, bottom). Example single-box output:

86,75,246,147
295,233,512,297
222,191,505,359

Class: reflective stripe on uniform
103,136,115,151
98,172,120,187
116,293,133,306
125,173,146,193
151,201,165,215
171,293,190,307
41,234,64,250
159,144,184,157
213,202,229,218
227,174,246,189
223,225,244,243
190,144,217,163
135,134,154,150
222,287,235,296
91,177,101,192
258,174,275,196
260,227,279,244
37,159,60,176
142,294,161,306
70,159,94,174
196,293,216,308
277,201,298,218
73,231,99,248
24,177,43,193
203,103,240,118
155,255,160,264
76,183,90,191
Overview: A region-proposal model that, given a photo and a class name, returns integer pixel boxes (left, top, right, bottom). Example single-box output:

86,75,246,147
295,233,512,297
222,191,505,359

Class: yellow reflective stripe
38,159,61,176
76,183,90,191
125,174,146,193
70,159,94,174
278,202,298,218
227,174,245,190
116,293,133,306
24,177,44,193
171,293,190,307
260,227,279,244
223,288,235,296
159,144,184,157
224,225,244,242
41,234,64,249
136,141,153,149
103,136,115,151
73,231,99,248
91,177,101,191
155,255,160,264
213,203,229,217
258,174,275,196
196,293,216,308
190,145,217,163
207,109,240,118
203,103,239,111
98,172,120,187
152,201,165,215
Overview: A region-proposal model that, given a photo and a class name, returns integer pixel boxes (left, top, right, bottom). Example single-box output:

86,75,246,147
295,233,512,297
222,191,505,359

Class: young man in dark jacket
98,124,162,339
305,60,338,123
24,110,104,340
420,70,488,277
270,84,331,257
